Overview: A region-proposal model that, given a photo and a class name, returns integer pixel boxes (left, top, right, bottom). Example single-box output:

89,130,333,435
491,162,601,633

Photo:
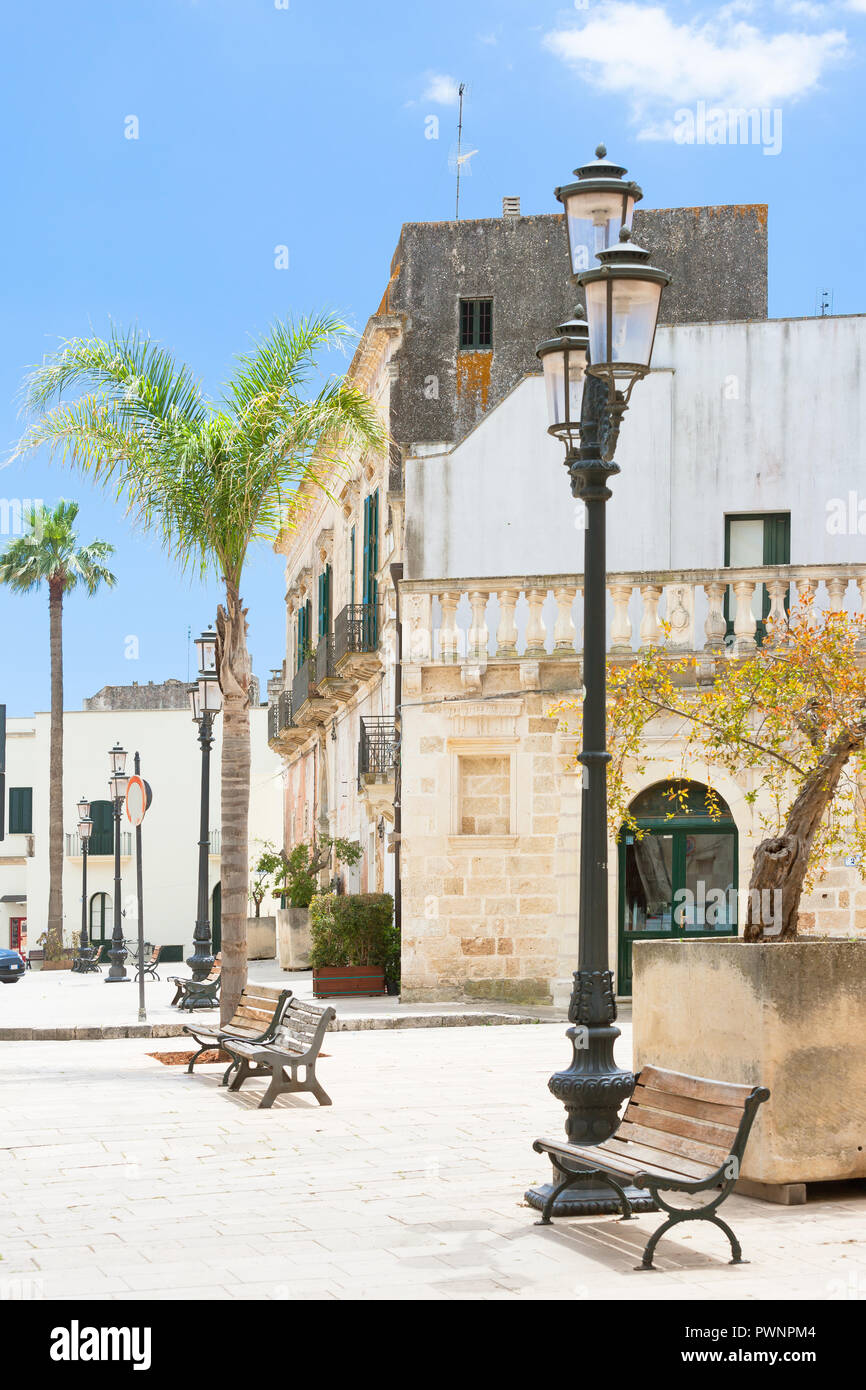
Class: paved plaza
1,1019,863,1301
0,961,550,1036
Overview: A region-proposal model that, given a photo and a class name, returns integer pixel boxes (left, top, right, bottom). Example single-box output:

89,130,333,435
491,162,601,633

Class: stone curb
0,1013,542,1041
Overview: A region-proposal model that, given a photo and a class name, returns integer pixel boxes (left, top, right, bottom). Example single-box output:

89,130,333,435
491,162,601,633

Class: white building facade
0,703,283,962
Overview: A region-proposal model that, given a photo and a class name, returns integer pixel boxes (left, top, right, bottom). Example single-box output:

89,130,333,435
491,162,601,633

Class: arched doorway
617,780,738,995
89,893,111,945
211,883,221,954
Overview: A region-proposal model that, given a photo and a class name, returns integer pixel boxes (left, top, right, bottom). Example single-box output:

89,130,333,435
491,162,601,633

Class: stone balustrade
398,565,866,666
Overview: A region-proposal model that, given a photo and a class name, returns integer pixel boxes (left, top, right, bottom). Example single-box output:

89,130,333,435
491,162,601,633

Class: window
318,565,332,638
89,801,115,855
724,512,791,644
8,787,32,835
296,598,312,671
349,526,356,605
362,492,379,645
459,298,493,350
89,892,111,942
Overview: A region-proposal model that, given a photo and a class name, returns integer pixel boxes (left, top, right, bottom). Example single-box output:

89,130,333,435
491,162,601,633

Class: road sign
125,776,152,827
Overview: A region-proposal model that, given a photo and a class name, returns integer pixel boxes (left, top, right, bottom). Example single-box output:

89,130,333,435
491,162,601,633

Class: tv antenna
451,82,476,221
817,288,834,317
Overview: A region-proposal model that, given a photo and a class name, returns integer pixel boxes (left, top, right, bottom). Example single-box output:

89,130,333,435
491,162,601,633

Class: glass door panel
678,832,737,931
624,833,673,934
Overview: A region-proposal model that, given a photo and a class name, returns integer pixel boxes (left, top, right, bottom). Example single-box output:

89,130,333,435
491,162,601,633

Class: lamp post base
525,1170,658,1218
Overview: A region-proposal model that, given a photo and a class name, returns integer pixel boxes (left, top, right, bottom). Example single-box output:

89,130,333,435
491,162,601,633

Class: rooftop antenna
186,624,192,682
455,82,466,221
817,288,834,317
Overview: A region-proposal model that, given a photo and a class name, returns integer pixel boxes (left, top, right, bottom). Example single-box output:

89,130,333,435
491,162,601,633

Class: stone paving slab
0,959,551,1037
1,1022,864,1301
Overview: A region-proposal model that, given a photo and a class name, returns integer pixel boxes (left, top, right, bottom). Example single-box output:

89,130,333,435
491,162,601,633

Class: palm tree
15,317,386,1019
0,502,116,953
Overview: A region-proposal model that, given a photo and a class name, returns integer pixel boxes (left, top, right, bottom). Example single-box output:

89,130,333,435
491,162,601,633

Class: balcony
267,689,309,754
397,564,866,695
334,603,382,682
66,831,132,858
358,716,399,820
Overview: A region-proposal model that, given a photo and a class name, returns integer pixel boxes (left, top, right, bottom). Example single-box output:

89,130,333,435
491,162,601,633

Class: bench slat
537,1137,705,1187
616,1119,729,1168
630,1083,745,1129
606,1136,718,1180
626,1093,741,1148
638,1065,754,1107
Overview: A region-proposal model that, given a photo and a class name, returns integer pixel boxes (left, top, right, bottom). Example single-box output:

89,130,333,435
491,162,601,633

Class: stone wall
84,675,261,711
400,680,581,1005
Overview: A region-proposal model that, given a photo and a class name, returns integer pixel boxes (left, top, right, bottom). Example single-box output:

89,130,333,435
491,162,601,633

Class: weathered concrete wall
404,314,866,582
389,205,767,453
83,676,261,711
632,939,866,1185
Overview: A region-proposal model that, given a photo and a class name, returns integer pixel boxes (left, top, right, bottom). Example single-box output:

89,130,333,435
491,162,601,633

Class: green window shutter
89,800,114,856
350,526,356,605
324,564,331,631
318,572,325,637
8,787,32,835
362,495,371,605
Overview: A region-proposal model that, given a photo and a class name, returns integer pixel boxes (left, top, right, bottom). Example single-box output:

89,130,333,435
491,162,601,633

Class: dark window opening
8,787,32,835
459,298,493,349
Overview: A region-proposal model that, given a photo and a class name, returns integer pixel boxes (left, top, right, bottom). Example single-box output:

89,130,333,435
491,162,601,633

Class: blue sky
1,0,863,715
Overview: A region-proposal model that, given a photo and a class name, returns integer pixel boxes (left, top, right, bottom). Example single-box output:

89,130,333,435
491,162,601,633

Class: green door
362,490,379,645
617,782,738,995
211,882,221,954
724,512,791,644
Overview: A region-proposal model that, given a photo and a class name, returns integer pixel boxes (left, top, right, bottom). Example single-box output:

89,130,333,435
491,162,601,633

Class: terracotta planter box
312,965,386,998
42,959,73,972
632,938,866,1198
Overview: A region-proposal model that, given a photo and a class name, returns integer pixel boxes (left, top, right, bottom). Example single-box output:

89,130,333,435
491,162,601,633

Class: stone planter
312,965,387,998
277,907,311,971
632,938,866,1200
246,916,276,961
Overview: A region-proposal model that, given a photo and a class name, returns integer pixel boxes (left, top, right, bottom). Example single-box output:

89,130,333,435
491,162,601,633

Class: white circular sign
125,776,152,826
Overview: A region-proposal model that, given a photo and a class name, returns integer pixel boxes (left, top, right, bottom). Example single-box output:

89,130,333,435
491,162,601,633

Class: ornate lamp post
77,796,92,952
106,743,130,982
187,628,222,982
526,150,670,1216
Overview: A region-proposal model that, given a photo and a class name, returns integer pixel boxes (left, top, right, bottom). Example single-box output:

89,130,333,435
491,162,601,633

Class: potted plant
38,929,72,971
569,601,866,1200
310,892,393,997
274,837,362,970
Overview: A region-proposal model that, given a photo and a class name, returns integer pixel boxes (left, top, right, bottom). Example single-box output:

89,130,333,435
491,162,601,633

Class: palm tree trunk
216,585,252,1023
47,576,64,954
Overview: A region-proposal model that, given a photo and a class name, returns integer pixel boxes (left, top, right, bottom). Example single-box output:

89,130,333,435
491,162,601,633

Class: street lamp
555,144,641,276
526,151,670,1218
106,744,129,982
188,628,222,981
77,797,92,952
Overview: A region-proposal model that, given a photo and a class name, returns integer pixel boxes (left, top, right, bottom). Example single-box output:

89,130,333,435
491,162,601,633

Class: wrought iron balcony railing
267,690,296,742
315,634,335,684
358,716,399,784
292,656,315,712
334,603,378,664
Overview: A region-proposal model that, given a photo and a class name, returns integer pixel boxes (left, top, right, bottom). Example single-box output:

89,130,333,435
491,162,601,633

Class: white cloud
544,3,847,134
420,73,462,106
845,0,866,12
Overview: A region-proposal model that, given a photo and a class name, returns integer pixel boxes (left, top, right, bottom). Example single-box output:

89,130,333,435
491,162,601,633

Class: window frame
459,297,493,350
8,787,33,835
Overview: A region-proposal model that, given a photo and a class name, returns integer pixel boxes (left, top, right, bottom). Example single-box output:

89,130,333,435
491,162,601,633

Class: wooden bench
533,1065,770,1269
222,998,336,1109
77,944,106,974
183,984,292,1077
168,953,222,1009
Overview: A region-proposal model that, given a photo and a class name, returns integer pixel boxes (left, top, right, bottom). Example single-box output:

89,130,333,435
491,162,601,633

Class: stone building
266,192,824,1002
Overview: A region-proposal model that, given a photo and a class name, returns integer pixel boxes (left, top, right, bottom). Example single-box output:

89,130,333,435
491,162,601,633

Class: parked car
0,948,26,983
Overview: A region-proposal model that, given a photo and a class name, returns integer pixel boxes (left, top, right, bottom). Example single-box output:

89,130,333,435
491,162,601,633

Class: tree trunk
47,577,64,954
216,585,252,1024
745,723,866,940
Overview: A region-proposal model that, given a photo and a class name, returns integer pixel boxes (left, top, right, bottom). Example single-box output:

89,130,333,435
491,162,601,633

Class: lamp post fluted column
106,794,128,981
187,710,216,981
80,836,89,951
187,628,222,981
526,148,670,1216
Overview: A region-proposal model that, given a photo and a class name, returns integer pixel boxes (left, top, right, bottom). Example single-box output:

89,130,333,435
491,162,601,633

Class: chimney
502,195,520,218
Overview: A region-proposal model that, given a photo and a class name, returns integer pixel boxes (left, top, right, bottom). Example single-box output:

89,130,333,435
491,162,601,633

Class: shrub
310,893,395,969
